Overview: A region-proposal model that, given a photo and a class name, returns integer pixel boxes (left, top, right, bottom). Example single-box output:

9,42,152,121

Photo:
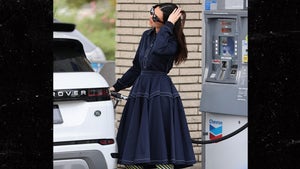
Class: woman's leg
125,165,143,169
155,164,174,169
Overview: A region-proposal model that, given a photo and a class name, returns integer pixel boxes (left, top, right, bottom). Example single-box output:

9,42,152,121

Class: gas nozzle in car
110,92,128,109
110,91,128,100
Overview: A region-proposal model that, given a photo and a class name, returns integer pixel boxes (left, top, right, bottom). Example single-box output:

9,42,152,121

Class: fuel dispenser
199,7,248,169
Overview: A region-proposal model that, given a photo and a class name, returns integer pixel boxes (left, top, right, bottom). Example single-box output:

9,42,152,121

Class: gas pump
199,2,248,169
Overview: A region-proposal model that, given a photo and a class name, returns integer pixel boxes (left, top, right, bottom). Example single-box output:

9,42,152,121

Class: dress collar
147,28,156,36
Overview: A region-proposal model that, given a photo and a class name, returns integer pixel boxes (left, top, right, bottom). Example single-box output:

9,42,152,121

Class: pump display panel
201,10,248,116
219,36,234,56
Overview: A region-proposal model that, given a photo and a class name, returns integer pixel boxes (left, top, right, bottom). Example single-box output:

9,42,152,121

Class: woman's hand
109,87,116,99
109,87,115,92
167,8,182,25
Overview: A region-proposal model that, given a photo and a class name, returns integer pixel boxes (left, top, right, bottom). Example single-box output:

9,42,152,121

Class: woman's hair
154,3,187,65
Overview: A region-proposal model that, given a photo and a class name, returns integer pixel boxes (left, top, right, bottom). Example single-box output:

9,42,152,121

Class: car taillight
88,88,109,97
53,88,110,102
99,139,115,145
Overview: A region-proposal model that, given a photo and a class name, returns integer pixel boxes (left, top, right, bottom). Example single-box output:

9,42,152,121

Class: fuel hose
191,122,248,144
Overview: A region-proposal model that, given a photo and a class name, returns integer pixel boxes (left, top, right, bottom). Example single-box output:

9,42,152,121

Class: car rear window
54,38,94,72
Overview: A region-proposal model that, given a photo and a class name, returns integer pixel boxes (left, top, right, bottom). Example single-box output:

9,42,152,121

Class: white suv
53,22,117,169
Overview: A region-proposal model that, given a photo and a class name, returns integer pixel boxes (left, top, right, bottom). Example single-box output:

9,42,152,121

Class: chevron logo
209,119,223,140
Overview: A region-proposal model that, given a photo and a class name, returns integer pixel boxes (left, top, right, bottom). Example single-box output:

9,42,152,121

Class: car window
54,57,93,72
54,38,94,72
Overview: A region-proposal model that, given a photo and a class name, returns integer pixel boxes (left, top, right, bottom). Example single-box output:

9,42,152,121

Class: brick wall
115,0,203,167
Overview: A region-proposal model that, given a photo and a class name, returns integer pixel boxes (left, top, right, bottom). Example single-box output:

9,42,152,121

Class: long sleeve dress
113,21,196,168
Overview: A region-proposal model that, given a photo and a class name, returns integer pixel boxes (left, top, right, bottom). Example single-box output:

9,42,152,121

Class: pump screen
221,28,232,33
220,21,232,26
219,36,234,56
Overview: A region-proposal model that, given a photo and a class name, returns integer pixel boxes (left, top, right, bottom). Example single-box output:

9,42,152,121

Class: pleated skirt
117,71,196,168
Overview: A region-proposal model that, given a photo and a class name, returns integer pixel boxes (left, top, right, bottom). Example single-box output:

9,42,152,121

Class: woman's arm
112,34,145,92
152,21,178,56
113,50,141,92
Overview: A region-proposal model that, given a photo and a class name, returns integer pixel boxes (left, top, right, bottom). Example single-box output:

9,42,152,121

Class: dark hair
154,3,187,65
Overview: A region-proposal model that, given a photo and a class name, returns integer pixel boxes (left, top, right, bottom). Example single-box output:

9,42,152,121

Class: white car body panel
53,100,114,142
54,72,109,89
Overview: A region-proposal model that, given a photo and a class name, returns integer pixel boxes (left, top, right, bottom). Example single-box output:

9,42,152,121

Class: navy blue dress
113,21,196,168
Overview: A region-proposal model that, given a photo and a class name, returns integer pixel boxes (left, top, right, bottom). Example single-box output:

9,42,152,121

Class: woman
111,3,196,169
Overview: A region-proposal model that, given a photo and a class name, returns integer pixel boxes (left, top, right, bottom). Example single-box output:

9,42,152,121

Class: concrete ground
186,163,201,169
